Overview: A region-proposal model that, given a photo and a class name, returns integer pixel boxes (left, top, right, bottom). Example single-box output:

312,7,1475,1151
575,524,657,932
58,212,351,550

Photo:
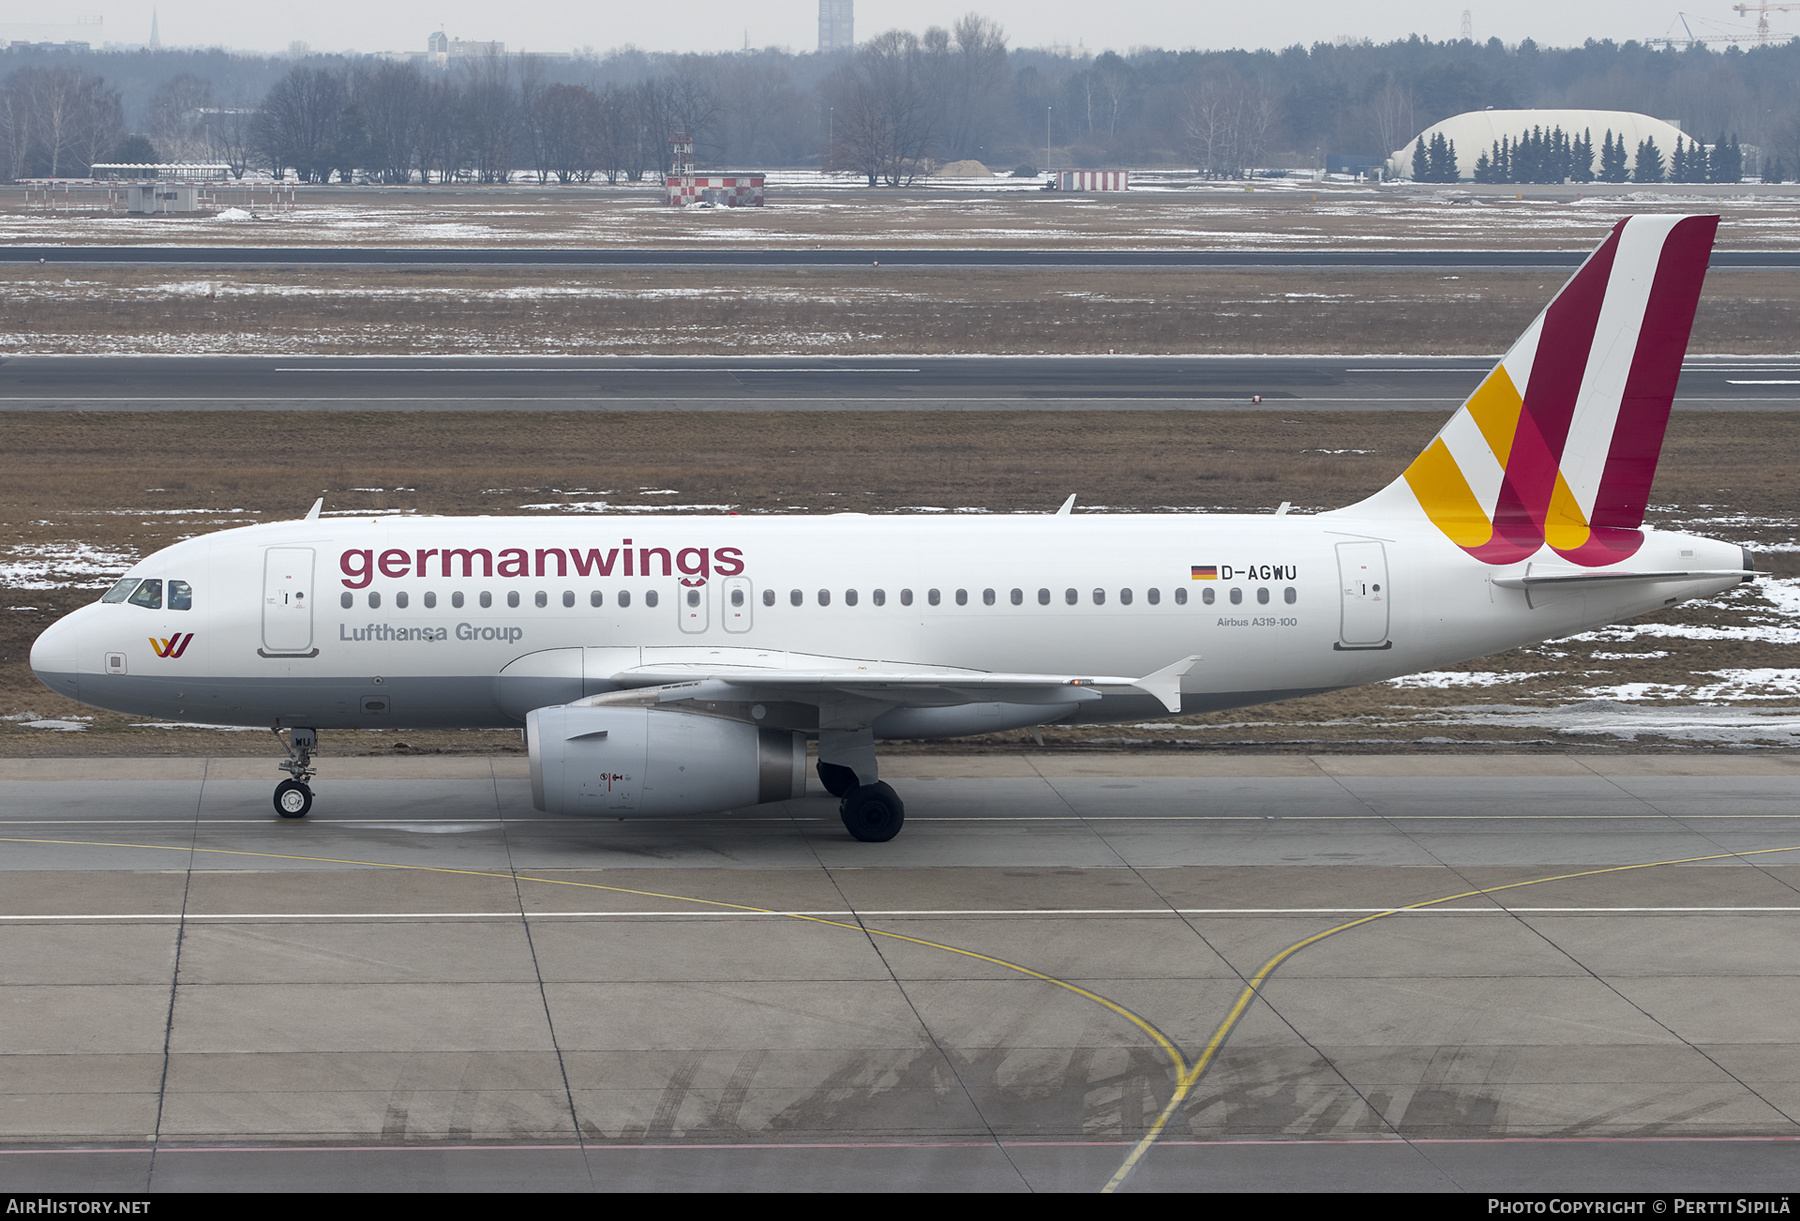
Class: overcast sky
4,2,1775,57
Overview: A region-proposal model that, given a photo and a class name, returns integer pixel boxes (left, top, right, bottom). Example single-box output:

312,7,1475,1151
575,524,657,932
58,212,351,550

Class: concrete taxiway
3,354,1798,413
0,752,1796,1192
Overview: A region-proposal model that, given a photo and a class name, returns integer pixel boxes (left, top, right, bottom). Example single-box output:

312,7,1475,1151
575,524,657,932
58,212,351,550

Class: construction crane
1651,10,1788,46
1732,1,1800,40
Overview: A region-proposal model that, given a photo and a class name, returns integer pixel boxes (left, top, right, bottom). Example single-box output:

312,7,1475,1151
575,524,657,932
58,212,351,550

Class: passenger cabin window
1229,588,1243,605
1284,587,1297,604
845,589,858,606
1200,587,1213,605
452,591,466,609
731,588,745,607
619,591,632,608
1177,588,1189,605
1092,588,1105,605
818,589,831,606
563,591,575,608
368,592,381,608
1064,588,1077,605
340,592,354,609
479,592,492,609
1011,588,1023,605
645,590,658,608
954,589,968,606
100,578,137,604
535,591,547,608
592,591,604,607
901,589,914,606
790,589,803,607
395,591,408,609
687,588,701,607
982,588,995,606
928,589,941,606
1257,587,1270,604
1147,588,1161,605
1119,588,1133,605
127,579,163,609
1038,588,1050,605
762,589,774,607
873,589,886,606
168,581,193,611
507,591,520,608
425,592,438,609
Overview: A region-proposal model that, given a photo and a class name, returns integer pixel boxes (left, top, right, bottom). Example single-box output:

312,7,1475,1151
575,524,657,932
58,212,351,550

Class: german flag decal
1191,565,1218,580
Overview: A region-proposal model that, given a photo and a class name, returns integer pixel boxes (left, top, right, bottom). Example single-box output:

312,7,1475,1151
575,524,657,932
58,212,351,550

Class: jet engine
527,704,806,816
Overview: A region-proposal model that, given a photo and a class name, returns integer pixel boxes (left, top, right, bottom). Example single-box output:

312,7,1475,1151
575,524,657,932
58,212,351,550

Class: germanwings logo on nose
149,634,194,658
1399,215,1716,568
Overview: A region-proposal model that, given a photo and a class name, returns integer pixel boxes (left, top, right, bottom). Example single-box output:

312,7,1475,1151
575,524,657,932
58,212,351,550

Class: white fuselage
30,510,1745,734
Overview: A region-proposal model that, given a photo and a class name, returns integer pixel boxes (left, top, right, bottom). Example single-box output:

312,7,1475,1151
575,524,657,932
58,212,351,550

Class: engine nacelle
527,704,806,816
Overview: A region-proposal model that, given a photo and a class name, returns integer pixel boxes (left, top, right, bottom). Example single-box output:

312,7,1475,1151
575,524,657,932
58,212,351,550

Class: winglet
1133,655,1201,714
304,497,323,521
1056,493,1077,516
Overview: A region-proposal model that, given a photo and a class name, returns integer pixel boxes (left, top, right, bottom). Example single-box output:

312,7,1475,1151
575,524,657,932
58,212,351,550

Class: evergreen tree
1571,128,1594,183
1708,133,1742,184
1412,136,1429,181
1634,136,1664,183
1671,135,1689,183
1600,130,1629,182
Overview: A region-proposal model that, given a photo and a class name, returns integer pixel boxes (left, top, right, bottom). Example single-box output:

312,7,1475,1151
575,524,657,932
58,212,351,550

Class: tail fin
1356,214,1717,567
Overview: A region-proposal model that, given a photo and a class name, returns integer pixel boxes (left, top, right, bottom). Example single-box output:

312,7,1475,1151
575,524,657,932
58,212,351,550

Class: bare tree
533,83,603,183
928,14,1010,162
1181,66,1276,178
202,105,258,179
253,65,346,181
460,52,519,183
358,61,426,183
4,66,122,177
147,73,213,162
1369,73,1416,160
829,30,937,186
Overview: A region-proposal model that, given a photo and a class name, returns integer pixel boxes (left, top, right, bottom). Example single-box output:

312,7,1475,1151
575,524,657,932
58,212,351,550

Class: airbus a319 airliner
31,215,1750,841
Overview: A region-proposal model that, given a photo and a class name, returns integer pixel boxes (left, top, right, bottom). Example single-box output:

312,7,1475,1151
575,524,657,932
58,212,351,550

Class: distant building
1390,109,1690,181
818,0,852,52
426,30,506,67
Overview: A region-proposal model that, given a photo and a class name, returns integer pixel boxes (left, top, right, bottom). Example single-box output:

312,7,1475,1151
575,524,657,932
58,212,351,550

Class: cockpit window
100,578,137,604
126,579,163,610
168,580,193,611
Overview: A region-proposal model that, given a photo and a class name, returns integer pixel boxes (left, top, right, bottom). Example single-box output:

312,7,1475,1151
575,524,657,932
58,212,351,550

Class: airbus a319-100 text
30,215,1751,841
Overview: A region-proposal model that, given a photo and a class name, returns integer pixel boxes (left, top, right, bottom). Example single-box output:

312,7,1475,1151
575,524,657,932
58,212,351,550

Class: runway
0,752,1795,1192
3,354,1799,412
4,246,1798,270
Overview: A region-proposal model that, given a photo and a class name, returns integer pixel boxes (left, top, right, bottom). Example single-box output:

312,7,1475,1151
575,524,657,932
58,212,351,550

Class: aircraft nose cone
29,614,80,700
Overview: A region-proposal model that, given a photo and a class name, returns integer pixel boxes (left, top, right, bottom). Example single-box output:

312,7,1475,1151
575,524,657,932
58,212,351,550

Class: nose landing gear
272,726,318,819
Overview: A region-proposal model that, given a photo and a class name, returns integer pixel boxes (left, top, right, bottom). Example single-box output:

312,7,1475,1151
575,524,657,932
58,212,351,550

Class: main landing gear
272,726,317,819
817,758,905,842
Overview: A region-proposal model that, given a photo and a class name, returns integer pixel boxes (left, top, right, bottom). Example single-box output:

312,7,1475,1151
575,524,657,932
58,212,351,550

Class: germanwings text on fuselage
338,539,747,588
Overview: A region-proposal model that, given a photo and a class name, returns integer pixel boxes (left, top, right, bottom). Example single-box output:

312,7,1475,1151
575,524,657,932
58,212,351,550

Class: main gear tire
839,781,904,842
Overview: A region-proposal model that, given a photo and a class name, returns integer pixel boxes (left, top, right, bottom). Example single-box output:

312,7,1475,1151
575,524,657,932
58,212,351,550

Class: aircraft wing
604,655,1201,714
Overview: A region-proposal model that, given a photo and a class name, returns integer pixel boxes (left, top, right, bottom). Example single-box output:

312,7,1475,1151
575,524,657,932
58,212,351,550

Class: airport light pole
1046,105,1052,183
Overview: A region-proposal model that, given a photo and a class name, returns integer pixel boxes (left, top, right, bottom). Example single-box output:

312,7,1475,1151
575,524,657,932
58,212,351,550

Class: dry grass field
1,266,1795,356
4,410,1797,758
